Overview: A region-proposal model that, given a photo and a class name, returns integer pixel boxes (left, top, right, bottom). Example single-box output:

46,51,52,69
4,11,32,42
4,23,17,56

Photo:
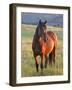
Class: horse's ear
44,20,47,24
39,19,41,24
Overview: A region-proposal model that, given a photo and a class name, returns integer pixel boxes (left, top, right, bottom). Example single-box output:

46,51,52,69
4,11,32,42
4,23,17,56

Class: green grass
21,24,63,77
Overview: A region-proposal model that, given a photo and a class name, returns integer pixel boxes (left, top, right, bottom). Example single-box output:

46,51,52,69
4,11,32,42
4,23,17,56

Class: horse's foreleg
35,56,39,72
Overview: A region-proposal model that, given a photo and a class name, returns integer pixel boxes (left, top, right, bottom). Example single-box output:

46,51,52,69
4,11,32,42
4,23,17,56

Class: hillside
21,12,63,27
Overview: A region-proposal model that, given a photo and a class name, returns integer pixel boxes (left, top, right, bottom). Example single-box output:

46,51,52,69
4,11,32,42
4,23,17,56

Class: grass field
21,24,63,77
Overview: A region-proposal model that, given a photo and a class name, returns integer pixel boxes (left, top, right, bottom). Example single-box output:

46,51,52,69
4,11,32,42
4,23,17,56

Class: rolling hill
21,12,63,27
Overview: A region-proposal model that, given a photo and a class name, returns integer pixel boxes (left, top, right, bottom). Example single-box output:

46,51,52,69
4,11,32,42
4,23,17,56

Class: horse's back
47,31,57,47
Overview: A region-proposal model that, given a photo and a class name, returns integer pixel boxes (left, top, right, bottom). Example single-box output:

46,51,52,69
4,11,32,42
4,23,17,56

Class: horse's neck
34,34,39,43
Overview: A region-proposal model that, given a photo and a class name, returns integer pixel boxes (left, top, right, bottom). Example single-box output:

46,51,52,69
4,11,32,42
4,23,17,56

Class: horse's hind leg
53,46,55,64
45,55,48,68
40,55,44,72
34,56,39,72
49,52,52,65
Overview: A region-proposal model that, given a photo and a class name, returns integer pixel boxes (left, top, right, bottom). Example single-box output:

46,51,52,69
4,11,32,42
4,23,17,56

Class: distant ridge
21,12,63,27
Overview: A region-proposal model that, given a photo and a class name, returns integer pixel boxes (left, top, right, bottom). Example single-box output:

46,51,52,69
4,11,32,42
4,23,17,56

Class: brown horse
32,19,57,72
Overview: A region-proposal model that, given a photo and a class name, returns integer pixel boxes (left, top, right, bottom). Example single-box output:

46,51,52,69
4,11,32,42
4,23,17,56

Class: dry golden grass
21,24,63,77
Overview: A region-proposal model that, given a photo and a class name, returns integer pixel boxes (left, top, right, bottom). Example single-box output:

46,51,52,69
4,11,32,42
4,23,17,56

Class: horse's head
36,19,47,44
